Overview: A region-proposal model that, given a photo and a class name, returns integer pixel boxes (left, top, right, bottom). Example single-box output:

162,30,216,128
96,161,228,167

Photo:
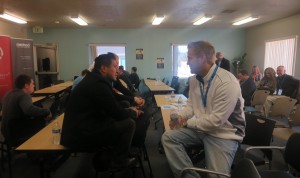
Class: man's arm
187,80,241,131
19,94,50,117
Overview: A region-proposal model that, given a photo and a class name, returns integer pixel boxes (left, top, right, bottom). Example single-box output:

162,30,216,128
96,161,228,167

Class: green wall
28,28,245,81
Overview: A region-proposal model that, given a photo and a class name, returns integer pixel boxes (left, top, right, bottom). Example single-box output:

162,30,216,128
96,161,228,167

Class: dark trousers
111,118,136,162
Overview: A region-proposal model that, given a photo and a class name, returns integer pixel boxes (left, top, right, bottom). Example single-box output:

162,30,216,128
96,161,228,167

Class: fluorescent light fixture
193,16,212,25
0,13,27,24
70,16,88,26
152,15,165,25
232,16,258,25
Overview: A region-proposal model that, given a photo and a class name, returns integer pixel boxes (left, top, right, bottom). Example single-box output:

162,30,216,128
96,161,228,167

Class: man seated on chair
237,69,256,106
161,41,245,178
61,53,143,168
1,74,52,147
276,65,296,97
118,66,135,93
129,67,140,90
71,69,90,91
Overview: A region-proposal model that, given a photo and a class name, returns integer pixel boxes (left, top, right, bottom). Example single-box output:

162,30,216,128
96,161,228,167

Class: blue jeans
161,128,239,178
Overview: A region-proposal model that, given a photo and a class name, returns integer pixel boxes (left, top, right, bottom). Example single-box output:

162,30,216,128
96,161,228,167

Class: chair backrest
285,133,300,173
268,97,297,118
289,104,300,127
170,76,180,93
231,159,261,178
242,114,275,146
251,90,270,106
170,76,179,88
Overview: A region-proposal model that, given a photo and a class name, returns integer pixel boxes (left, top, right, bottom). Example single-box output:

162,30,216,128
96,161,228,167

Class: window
172,44,192,78
89,44,126,69
264,36,297,75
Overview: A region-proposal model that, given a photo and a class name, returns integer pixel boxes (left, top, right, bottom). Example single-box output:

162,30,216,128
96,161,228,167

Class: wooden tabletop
154,94,187,131
52,81,73,88
145,79,166,86
34,81,73,95
16,114,66,151
145,79,175,92
32,96,46,103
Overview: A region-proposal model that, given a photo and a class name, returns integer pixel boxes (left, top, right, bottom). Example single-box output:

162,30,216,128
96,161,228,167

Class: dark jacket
129,73,140,89
113,78,135,105
1,89,50,146
240,77,256,106
60,71,135,149
119,74,135,92
276,74,296,97
216,58,230,72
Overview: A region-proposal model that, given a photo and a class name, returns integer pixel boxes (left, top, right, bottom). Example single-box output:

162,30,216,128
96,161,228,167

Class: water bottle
178,96,183,111
170,91,175,102
52,121,61,145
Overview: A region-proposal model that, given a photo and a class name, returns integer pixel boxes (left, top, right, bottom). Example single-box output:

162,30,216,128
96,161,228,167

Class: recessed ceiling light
152,15,165,25
70,16,88,26
233,16,259,25
0,12,27,24
193,16,213,25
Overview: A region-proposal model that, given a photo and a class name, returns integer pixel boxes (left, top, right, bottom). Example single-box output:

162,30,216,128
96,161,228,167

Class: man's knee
161,130,173,145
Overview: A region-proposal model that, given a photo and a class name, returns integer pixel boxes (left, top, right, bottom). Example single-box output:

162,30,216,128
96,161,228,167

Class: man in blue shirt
71,69,90,91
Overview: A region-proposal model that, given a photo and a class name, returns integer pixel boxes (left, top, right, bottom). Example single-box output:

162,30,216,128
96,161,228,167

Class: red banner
0,36,13,100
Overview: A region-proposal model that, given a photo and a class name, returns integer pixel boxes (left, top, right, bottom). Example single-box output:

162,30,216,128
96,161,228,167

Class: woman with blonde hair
257,67,276,94
251,65,262,83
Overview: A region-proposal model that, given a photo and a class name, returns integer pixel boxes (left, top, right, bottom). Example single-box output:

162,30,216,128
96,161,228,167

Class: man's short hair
119,65,124,71
188,41,215,64
93,54,115,71
15,74,31,89
131,67,137,72
81,69,90,76
238,69,249,76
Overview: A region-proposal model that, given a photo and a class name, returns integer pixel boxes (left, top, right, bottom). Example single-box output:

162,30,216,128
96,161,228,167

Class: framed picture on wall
136,48,143,60
157,58,164,69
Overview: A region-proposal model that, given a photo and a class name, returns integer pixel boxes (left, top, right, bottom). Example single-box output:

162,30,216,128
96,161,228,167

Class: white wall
246,14,300,79
0,20,28,38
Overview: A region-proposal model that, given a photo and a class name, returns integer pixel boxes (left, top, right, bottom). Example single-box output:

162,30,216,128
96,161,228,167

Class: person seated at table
237,69,256,106
129,67,140,89
107,53,149,147
1,74,52,147
119,65,130,78
119,66,135,93
276,65,296,97
61,53,143,168
257,67,276,94
250,65,262,85
71,69,90,91
161,41,245,178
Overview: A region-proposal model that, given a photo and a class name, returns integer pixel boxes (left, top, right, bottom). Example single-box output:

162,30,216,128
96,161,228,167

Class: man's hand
134,97,145,107
45,112,52,121
130,106,144,118
178,117,187,128
169,115,186,129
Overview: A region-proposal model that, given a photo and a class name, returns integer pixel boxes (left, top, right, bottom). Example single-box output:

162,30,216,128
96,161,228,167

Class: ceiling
1,0,300,29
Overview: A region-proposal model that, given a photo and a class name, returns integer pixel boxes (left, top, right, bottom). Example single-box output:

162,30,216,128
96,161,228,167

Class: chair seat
260,170,295,178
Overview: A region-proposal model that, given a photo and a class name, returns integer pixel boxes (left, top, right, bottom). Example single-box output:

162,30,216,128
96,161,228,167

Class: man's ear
99,65,107,73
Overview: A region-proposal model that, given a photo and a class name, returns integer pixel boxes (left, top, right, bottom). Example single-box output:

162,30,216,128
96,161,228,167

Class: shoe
110,157,137,169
